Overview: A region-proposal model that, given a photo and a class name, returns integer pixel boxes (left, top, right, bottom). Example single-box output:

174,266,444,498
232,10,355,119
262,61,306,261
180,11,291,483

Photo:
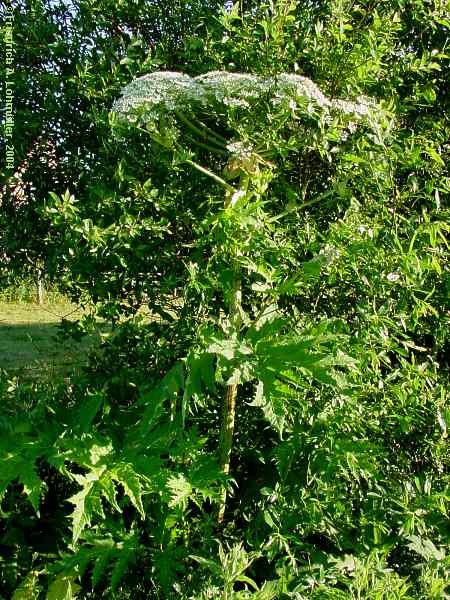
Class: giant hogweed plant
110,70,392,521
0,71,392,598
0,71,394,599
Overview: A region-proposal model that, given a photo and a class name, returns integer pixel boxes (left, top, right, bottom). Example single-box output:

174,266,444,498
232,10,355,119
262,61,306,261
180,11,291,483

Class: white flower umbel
196,70,265,102
112,71,387,135
111,71,207,121
271,73,331,109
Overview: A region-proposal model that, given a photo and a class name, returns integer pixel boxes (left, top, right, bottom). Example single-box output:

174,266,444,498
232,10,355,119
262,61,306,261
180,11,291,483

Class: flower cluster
112,71,386,135
272,73,331,108
196,71,265,104
226,141,254,161
112,71,207,116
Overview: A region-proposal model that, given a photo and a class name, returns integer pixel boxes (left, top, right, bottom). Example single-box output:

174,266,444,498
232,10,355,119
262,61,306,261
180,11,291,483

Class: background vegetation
0,0,449,598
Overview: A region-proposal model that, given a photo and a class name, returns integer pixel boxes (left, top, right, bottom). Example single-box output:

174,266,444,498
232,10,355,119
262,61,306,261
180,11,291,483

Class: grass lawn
0,301,106,380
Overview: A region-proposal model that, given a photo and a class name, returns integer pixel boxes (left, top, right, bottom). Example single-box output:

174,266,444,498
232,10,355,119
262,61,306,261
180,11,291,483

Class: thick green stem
216,175,248,523
174,109,227,150
184,134,228,156
185,159,235,192
193,116,229,146
217,376,238,523
140,124,235,191
217,276,242,523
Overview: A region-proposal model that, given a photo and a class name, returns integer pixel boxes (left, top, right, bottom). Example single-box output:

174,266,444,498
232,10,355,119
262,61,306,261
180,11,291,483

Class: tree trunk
36,268,44,305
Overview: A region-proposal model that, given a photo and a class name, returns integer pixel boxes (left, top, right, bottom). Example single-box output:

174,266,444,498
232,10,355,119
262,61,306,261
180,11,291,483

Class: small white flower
437,409,447,436
357,225,373,237
226,141,253,160
230,189,246,206
223,97,250,108
318,243,340,265
387,272,400,282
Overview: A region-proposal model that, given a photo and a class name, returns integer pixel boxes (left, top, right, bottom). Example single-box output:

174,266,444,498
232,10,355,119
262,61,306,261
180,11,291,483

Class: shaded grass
0,302,108,380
